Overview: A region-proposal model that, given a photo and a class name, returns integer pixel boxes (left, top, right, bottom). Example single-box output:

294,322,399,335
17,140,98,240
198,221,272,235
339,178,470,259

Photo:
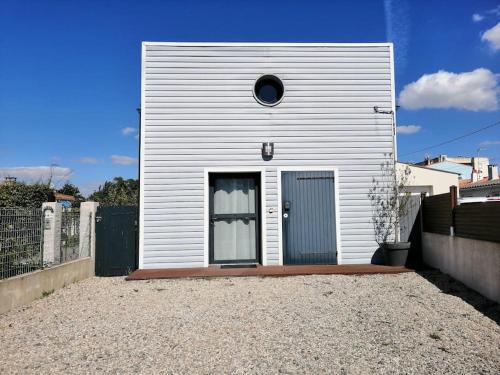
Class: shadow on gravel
418,268,500,325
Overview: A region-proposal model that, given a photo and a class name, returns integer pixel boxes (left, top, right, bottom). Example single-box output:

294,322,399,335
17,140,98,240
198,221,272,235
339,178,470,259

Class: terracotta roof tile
54,192,75,201
460,178,500,189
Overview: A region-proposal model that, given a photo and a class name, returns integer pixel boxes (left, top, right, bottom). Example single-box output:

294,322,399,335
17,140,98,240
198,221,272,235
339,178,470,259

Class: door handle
283,201,291,219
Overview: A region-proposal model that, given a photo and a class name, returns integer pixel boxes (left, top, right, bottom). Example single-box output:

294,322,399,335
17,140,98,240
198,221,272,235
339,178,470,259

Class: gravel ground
0,271,499,374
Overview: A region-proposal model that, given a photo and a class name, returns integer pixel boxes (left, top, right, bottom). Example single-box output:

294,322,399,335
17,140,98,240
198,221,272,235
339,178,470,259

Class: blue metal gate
281,171,337,265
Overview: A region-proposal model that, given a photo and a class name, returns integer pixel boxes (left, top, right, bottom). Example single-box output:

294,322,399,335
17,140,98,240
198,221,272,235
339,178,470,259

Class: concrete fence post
449,185,458,236
79,202,99,272
42,202,62,265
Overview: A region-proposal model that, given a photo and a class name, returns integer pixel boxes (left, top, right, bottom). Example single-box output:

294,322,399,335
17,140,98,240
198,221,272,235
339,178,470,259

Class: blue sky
0,0,499,195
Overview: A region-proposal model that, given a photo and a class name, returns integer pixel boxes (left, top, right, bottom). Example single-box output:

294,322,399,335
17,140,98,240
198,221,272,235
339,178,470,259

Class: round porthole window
253,75,284,106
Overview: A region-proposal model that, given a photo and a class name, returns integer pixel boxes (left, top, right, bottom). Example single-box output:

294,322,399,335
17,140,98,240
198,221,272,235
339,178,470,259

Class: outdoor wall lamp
262,142,274,159
373,106,394,115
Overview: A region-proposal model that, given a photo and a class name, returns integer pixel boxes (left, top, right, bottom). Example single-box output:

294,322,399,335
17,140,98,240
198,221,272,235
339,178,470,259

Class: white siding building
139,42,396,269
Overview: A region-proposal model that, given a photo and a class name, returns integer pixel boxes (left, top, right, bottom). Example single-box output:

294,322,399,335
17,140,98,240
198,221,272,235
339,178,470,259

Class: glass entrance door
209,173,260,264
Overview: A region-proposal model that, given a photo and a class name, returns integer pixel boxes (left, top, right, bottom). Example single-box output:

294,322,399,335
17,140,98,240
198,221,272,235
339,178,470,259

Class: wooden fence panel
422,193,452,235
454,202,500,243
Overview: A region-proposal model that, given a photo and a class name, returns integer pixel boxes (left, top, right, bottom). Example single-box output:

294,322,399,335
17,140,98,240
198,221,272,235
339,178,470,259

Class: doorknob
283,201,291,219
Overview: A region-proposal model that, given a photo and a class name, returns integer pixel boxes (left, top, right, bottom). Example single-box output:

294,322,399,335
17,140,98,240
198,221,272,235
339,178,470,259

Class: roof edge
460,179,500,190
397,162,461,175
142,41,393,47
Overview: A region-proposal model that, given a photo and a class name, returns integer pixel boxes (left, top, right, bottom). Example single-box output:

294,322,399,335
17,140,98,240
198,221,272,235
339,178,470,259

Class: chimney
471,171,478,182
488,165,499,180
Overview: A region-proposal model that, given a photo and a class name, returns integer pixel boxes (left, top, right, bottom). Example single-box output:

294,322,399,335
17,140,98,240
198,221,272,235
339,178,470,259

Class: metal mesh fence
1,206,93,280
0,208,43,279
60,209,80,263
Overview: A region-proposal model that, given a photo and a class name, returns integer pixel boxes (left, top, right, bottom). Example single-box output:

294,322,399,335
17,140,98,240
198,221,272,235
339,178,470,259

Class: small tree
87,177,138,206
368,157,412,245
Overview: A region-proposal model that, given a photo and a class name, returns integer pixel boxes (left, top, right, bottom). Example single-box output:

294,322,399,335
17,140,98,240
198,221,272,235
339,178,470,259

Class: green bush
0,182,53,208
87,177,138,206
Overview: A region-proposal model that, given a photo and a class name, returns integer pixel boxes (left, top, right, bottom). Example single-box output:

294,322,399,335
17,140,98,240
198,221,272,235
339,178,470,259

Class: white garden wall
423,232,500,303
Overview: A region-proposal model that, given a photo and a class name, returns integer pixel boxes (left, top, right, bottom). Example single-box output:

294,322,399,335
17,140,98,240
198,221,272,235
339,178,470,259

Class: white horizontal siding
140,43,395,269
265,169,279,264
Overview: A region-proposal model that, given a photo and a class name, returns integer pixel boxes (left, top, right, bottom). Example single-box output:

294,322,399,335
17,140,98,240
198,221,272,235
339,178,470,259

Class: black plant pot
383,242,411,267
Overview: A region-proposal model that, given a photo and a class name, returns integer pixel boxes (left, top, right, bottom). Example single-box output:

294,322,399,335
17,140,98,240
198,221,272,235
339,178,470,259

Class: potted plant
368,156,412,266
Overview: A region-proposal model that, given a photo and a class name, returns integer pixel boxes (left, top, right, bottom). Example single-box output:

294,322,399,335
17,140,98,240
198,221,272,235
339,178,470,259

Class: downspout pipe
374,106,400,242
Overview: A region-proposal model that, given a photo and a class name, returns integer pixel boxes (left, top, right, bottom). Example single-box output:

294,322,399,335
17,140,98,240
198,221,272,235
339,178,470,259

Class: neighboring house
416,155,489,181
139,42,397,269
460,165,500,198
396,162,459,243
460,179,500,198
53,192,75,208
397,162,459,196
425,161,472,180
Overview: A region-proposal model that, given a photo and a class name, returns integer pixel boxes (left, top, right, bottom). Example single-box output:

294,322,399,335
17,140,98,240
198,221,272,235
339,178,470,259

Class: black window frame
253,75,284,106
209,172,261,265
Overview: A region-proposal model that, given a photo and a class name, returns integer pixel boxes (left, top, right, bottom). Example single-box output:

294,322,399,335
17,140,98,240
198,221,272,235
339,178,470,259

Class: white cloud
481,22,500,52
397,125,421,134
473,5,500,23
472,14,484,22
0,166,72,184
480,140,500,147
77,157,100,164
110,155,137,166
487,5,500,16
134,134,139,140
399,68,499,111
121,127,136,136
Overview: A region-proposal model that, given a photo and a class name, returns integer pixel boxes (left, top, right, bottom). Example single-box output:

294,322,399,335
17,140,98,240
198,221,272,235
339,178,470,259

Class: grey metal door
282,171,337,265
400,195,422,242
400,194,423,267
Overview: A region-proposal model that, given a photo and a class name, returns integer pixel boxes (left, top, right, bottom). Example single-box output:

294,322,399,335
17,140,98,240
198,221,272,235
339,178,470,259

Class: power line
400,119,500,158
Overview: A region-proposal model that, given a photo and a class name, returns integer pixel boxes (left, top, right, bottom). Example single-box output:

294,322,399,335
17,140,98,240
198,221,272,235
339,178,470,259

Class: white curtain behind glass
214,220,256,260
214,178,255,214
213,177,256,261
